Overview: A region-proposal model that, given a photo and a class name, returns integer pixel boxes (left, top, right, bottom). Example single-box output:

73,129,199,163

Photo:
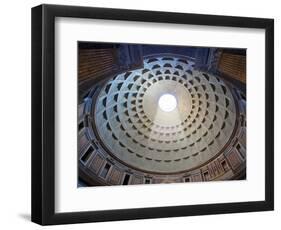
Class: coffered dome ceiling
94,56,237,173
79,54,246,185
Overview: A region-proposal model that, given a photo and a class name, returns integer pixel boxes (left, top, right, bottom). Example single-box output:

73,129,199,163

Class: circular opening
158,94,177,112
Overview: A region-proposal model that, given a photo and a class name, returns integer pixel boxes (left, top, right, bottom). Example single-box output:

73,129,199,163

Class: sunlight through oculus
158,94,177,112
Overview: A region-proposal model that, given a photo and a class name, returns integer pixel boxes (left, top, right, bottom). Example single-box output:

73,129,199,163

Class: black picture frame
31,4,274,225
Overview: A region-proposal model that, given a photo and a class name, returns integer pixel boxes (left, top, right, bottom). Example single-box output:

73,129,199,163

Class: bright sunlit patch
158,94,177,112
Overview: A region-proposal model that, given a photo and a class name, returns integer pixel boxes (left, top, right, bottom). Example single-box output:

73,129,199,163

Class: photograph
77,42,247,187
30,3,274,225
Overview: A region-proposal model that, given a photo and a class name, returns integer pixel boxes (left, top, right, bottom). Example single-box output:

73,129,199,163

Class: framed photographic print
31,4,274,225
